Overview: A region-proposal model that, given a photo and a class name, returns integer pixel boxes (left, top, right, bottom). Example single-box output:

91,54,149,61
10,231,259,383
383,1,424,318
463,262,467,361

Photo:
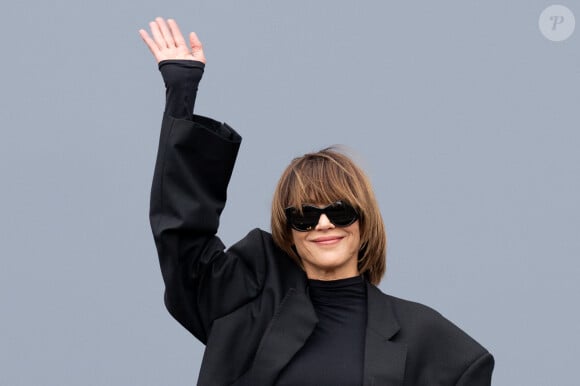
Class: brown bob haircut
271,147,387,285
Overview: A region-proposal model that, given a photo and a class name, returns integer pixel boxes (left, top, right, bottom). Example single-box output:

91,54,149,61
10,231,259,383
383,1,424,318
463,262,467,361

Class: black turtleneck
275,275,367,386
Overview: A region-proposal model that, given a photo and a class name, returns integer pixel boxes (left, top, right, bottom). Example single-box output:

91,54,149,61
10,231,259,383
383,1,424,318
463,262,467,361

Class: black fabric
159,60,234,140
159,59,204,120
149,62,495,385
276,275,367,386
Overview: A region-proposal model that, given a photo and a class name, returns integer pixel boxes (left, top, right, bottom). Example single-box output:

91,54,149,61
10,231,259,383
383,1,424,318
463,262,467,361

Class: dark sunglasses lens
288,207,320,231
286,202,358,231
326,202,357,226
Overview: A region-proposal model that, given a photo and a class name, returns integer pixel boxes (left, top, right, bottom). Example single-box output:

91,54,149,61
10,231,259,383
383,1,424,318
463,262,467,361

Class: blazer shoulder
385,293,450,326
226,228,303,277
374,290,494,384
226,228,279,258
380,290,491,357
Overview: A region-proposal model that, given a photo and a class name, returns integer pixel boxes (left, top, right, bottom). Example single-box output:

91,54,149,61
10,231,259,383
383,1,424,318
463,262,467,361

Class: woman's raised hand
139,17,206,64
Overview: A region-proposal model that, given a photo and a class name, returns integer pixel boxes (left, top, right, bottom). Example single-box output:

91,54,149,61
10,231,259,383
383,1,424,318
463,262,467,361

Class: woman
140,17,494,386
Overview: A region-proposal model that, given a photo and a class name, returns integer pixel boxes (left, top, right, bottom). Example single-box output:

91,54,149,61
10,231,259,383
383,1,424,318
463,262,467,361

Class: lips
311,236,344,245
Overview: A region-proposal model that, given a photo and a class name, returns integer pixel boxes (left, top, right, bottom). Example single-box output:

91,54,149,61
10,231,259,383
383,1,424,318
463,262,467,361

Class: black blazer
150,115,494,386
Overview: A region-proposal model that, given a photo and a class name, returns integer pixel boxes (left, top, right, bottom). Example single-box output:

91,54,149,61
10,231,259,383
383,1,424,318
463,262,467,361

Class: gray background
1,1,578,385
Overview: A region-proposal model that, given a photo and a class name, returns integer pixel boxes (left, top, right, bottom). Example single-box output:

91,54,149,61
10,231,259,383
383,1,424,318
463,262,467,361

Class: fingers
149,19,167,50
189,31,202,50
139,29,162,62
139,17,205,63
189,32,206,63
167,19,187,49
155,17,176,48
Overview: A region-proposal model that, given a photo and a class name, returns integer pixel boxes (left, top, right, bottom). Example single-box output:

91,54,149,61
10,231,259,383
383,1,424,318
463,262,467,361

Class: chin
301,253,359,279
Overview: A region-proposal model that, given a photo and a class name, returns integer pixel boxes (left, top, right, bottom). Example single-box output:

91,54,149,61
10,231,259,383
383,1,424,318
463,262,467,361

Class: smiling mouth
312,237,343,245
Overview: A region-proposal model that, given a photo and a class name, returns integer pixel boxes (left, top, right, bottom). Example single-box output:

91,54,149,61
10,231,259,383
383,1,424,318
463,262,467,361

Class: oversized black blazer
150,114,495,386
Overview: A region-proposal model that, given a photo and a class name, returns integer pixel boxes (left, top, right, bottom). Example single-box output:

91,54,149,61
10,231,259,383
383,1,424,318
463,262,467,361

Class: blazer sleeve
456,352,495,386
149,113,265,344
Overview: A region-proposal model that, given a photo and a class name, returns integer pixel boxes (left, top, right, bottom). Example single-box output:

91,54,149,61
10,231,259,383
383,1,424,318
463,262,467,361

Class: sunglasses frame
285,200,359,232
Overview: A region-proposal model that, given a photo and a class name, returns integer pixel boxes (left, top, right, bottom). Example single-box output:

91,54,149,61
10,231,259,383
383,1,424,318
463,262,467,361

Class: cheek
296,243,309,255
349,223,361,245
290,230,299,247
290,231,306,253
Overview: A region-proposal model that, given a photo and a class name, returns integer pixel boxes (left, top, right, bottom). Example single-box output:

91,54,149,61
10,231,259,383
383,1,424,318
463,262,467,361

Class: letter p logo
539,5,575,42
550,15,565,30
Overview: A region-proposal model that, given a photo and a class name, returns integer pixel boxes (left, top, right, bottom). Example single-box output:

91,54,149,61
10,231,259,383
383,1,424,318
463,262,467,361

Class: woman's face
291,210,361,281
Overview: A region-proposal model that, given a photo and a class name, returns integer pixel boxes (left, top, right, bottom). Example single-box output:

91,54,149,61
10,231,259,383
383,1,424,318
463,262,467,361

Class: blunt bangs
283,152,366,213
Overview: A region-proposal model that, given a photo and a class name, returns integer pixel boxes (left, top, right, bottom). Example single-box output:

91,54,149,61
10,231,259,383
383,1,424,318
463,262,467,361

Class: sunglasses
285,201,359,232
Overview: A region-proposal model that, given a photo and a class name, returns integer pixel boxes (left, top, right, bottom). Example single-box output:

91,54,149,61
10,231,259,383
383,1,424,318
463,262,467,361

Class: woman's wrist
159,60,205,119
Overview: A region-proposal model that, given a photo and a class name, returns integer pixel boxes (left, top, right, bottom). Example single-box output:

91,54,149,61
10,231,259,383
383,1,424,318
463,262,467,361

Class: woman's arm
141,18,265,343
140,18,205,120
158,60,204,120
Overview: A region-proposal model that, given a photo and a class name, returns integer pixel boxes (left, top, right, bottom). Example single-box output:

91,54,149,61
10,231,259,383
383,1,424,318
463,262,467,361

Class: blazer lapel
364,283,407,386
238,288,318,386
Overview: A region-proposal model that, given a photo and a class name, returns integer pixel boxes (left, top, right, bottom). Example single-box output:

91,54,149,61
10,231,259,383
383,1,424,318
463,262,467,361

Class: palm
139,18,206,64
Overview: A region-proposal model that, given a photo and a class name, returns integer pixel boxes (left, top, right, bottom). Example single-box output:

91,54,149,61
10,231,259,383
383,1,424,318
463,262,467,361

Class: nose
315,214,335,230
